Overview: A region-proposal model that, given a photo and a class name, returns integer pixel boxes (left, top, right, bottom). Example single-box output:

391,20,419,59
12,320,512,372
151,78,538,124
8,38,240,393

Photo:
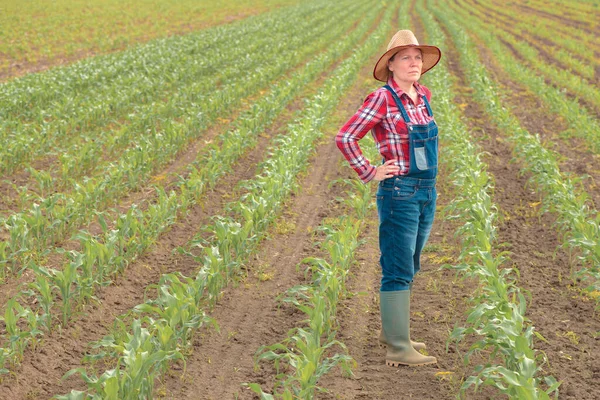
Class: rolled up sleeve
335,90,386,183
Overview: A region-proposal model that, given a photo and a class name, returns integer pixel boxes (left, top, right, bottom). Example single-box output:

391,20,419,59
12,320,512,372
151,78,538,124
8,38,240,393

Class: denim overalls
376,85,438,292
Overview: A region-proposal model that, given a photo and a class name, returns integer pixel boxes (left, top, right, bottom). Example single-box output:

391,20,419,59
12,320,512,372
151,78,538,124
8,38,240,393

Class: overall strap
383,84,435,120
421,94,434,117
383,85,410,123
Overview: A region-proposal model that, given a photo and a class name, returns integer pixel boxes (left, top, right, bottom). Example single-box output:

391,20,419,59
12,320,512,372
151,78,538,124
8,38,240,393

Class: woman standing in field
335,30,441,367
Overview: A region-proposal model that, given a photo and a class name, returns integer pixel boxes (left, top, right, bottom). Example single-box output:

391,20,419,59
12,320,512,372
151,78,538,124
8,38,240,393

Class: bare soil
434,7,600,400
458,0,600,59
0,51,329,400
459,0,600,89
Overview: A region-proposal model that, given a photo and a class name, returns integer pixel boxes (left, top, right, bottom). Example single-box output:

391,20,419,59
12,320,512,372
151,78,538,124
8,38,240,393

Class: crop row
249,18,395,393
251,177,374,399
416,2,559,398
460,0,599,71
0,0,299,76
4,1,356,195
435,0,600,301
0,0,367,278
55,7,387,397
455,0,600,117
472,0,597,81
0,1,354,180
0,2,381,381
512,0,599,28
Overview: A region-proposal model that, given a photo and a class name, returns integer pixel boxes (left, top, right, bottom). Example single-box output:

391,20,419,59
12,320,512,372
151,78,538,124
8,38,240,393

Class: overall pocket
413,136,438,171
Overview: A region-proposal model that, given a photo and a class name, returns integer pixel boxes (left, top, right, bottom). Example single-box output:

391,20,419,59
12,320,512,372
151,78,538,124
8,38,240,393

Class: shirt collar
387,77,426,99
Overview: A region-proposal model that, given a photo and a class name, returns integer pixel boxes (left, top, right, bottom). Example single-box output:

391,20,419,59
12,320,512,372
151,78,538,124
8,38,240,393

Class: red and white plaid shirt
335,78,434,183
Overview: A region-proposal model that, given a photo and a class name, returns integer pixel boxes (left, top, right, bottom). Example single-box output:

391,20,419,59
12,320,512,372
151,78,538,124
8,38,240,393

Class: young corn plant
0,0,363,281
433,0,600,304
1,299,36,366
56,2,382,396
58,319,185,400
421,1,560,398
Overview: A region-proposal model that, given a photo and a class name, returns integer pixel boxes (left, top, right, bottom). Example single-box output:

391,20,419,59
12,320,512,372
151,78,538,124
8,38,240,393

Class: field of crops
1,0,599,399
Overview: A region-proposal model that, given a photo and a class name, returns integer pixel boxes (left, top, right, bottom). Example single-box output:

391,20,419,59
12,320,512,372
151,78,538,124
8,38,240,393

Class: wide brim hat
373,30,442,82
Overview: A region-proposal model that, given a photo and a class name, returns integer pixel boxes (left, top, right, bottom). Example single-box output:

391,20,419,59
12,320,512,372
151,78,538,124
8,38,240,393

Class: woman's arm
335,90,387,183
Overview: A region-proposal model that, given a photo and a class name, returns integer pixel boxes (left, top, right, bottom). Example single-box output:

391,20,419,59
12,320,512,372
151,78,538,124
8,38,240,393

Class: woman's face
387,47,423,84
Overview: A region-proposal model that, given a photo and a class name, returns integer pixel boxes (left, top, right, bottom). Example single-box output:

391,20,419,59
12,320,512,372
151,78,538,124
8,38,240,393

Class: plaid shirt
335,78,434,183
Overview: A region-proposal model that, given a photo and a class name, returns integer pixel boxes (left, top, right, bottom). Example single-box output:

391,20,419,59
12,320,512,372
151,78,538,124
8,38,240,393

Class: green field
0,0,299,80
1,1,599,399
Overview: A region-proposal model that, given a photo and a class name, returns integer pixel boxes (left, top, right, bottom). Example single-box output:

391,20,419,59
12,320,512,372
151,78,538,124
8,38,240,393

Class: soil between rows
155,23,475,398
458,0,600,89
0,49,338,399
434,5,600,399
445,0,600,210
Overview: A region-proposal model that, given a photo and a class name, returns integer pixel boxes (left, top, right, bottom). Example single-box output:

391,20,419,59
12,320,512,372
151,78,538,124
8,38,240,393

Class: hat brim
373,44,442,82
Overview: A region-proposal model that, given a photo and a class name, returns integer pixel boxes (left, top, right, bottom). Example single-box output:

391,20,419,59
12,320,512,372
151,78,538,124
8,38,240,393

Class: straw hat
373,30,441,82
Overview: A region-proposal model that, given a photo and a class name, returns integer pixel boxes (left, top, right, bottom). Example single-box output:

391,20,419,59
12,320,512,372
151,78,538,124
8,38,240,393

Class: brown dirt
461,0,600,88
434,6,600,399
0,8,374,397
459,0,600,59
0,54,330,400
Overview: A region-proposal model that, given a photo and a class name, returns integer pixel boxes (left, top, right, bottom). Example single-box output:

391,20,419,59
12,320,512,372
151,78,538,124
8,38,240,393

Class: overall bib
376,85,439,291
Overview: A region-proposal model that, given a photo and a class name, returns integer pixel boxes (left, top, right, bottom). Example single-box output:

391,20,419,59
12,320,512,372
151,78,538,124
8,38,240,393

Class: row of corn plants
0,0,357,197
0,0,299,75
546,0,600,18
465,0,597,80
250,178,375,399
513,0,598,30
0,0,345,175
416,2,560,398
19,0,359,190
466,0,600,63
455,0,600,115
28,3,343,188
1,0,319,119
435,0,600,301
0,0,367,279
0,2,383,380
247,59,392,399
55,7,389,398
459,0,597,80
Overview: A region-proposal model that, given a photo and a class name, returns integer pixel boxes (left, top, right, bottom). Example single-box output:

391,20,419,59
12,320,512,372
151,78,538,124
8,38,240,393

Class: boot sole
386,359,437,367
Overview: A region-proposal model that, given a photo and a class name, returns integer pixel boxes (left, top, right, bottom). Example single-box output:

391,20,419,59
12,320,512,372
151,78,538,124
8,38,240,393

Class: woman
335,30,441,367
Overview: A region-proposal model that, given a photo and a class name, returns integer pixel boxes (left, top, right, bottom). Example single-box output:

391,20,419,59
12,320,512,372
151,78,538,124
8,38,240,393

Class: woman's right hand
373,159,400,181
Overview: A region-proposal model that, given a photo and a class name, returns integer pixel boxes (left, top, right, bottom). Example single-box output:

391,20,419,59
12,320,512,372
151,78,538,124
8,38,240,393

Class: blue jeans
376,176,437,291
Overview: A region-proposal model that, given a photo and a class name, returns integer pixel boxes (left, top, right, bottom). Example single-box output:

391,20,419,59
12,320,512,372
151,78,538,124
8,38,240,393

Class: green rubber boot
380,290,437,367
378,283,426,350
379,330,426,350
